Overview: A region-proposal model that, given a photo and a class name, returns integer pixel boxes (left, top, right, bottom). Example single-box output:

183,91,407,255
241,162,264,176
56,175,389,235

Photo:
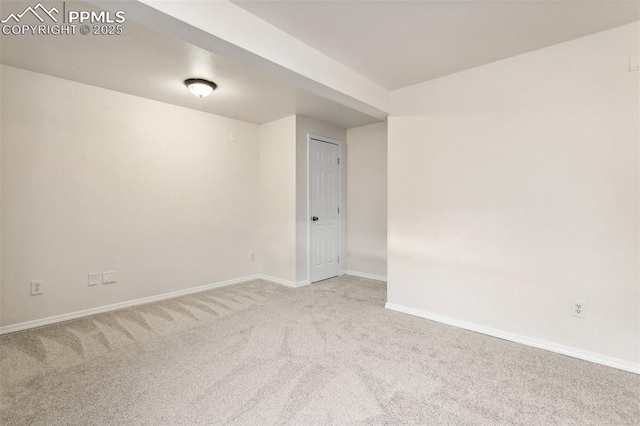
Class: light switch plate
102,271,116,284
88,273,100,286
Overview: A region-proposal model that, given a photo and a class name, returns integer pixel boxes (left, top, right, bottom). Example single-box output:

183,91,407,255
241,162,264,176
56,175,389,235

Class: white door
310,138,340,283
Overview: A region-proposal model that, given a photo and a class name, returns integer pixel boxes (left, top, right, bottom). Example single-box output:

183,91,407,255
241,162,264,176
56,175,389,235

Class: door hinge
337,157,340,165
338,256,340,264
337,206,340,214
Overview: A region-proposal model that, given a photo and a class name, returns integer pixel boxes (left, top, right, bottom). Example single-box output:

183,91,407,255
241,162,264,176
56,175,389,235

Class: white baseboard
259,274,310,288
385,302,639,375
296,279,311,287
346,270,387,282
0,274,261,336
0,273,318,335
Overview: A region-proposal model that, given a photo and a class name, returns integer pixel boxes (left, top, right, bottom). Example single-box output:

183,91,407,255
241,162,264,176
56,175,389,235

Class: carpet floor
0,275,638,425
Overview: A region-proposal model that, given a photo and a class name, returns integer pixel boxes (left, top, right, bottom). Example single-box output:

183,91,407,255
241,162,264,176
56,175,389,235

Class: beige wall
0,69,349,326
1,65,260,326
388,23,639,365
346,122,387,279
258,116,297,282
295,116,347,283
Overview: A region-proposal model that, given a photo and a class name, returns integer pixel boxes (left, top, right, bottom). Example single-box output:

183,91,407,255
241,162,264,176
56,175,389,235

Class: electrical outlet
102,271,116,284
572,299,587,318
31,280,43,296
88,273,100,286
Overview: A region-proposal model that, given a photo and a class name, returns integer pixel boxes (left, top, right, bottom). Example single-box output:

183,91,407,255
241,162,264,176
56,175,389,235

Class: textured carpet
0,275,638,425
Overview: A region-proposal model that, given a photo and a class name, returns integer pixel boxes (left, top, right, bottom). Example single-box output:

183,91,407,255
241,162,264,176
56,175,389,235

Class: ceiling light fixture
184,78,217,98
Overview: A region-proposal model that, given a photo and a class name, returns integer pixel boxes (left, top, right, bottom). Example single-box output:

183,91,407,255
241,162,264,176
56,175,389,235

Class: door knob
312,216,319,221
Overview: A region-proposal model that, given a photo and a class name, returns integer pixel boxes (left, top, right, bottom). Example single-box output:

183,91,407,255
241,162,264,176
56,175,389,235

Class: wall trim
0,274,262,335
296,279,311,287
346,270,387,282
0,273,320,335
259,274,310,288
385,302,640,375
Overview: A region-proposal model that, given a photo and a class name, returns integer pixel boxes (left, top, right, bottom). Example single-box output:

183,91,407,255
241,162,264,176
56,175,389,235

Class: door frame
307,133,344,284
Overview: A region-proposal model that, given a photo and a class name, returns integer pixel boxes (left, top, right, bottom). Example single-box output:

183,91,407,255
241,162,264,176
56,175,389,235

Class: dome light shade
184,78,217,98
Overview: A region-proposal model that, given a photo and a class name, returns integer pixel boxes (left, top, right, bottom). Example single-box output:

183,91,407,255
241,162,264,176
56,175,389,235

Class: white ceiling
235,0,640,90
3,1,638,126
0,1,379,127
